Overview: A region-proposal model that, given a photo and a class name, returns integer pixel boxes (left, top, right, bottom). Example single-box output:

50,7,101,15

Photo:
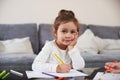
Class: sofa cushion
0,53,36,71
0,53,36,65
88,24,120,39
81,53,120,67
0,37,33,53
0,23,39,54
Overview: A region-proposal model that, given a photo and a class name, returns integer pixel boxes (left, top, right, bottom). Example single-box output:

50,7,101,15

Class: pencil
54,53,65,64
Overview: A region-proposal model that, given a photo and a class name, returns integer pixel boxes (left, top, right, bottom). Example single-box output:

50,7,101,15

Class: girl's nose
65,33,73,38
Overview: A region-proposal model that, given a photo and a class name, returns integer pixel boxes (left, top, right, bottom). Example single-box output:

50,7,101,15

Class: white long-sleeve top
32,40,85,72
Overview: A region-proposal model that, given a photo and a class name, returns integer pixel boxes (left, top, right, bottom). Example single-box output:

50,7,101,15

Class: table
6,71,88,80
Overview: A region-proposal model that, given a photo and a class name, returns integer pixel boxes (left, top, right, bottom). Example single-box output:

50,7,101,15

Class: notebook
26,69,87,79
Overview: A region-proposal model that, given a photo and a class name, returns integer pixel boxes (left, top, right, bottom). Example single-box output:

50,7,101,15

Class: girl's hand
56,64,71,73
68,32,78,50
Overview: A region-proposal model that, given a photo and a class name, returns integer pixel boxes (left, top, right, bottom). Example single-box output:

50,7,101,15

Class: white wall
0,0,120,26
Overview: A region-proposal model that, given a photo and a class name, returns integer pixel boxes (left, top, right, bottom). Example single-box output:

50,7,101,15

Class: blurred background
0,0,120,26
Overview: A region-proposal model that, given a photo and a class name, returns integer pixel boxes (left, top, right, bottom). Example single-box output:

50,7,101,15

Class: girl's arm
67,32,78,50
67,32,85,70
68,46,85,70
32,41,58,72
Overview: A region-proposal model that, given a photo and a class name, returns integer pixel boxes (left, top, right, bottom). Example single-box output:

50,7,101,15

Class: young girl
32,9,85,73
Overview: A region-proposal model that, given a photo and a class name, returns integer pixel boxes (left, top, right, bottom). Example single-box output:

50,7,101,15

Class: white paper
93,72,120,80
26,69,87,79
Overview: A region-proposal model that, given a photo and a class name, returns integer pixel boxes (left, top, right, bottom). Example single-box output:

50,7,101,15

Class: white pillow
93,37,120,54
104,39,120,50
76,29,98,55
0,42,5,52
0,37,34,54
92,36,109,52
100,49,120,54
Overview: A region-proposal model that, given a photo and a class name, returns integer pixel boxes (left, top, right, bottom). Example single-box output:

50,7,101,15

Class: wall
0,0,120,26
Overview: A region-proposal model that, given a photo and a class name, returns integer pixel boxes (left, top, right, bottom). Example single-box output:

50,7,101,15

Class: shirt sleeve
68,46,85,70
32,41,58,72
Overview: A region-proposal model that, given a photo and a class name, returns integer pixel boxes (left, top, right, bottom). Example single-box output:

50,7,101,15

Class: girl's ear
52,27,57,38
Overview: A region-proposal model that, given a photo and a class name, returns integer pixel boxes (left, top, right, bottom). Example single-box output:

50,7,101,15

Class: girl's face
55,21,78,50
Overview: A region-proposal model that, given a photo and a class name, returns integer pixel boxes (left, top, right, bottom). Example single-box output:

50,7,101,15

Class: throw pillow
95,38,120,54
76,29,98,55
104,39,120,50
0,37,33,53
92,36,109,52
100,49,120,54
0,42,5,52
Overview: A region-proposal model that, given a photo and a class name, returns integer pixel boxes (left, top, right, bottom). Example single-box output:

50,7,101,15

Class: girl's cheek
72,34,76,39
74,32,78,38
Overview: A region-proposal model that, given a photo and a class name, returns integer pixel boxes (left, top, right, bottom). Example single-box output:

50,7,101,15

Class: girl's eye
61,30,67,33
71,30,76,34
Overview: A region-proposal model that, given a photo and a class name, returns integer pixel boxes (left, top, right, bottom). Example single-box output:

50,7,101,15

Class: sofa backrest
39,24,54,50
38,23,88,50
0,23,39,54
88,24,120,39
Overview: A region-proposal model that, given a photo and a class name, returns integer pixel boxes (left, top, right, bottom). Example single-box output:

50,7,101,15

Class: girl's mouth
65,40,72,42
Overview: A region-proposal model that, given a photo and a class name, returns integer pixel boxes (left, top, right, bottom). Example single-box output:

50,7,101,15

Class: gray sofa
0,23,38,72
0,23,120,73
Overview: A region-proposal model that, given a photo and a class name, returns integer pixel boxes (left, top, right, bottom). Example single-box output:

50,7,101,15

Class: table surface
5,71,91,80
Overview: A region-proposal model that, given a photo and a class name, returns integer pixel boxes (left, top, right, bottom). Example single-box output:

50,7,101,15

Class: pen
10,70,23,77
42,72,63,80
54,53,65,64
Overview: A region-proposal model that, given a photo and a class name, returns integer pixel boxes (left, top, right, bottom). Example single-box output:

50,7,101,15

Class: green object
1,72,10,80
0,70,6,79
